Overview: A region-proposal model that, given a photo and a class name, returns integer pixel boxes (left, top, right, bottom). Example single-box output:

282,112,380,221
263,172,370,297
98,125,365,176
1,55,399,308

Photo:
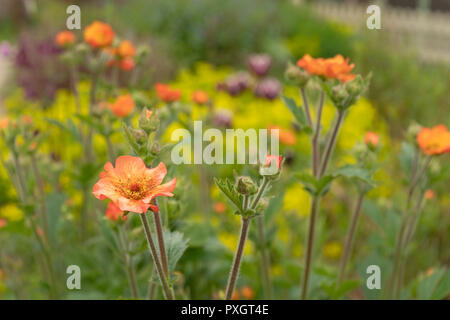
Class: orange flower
241,286,255,300
155,83,181,102
0,117,9,130
192,90,209,105
93,156,176,214
297,54,327,76
231,290,240,300
268,125,297,146
108,94,135,118
119,57,135,71
425,189,435,200
364,131,379,147
55,31,76,47
105,202,127,221
416,125,450,156
324,54,355,82
84,21,115,48
213,202,227,213
145,110,153,120
117,40,136,58
0,218,7,228
297,54,355,82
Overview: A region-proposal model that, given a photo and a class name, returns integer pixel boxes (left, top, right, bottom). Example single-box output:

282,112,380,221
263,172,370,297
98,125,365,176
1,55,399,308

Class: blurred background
0,0,448,300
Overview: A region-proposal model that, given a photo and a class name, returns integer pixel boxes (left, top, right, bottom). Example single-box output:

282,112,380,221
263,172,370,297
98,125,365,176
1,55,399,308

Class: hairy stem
139,213,174,300
312,91,324,177
225,217,250,300
300,88,313,127
300,195,319,299
152,207,169,277
319,110,345,177
257,215,272,299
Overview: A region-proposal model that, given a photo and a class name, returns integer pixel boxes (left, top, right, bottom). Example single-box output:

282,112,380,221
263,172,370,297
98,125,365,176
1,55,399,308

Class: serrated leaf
214,178,243,212
164,230,189,275
333,164,375,186
46,118,83,143
75,114,106,135
295,172,335,196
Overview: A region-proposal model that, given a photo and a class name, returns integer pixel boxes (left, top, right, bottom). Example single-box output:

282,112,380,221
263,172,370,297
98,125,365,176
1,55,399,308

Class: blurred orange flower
425,189,435,200
119,57,135,71
0,117,9,130
364,131,379,147
93,156,176,214
155,83,181,102
117,40,136,58
241,286,255,299
192,90,209,105
55,31,75,47
109,94,135,118
84,21,115,48
105,202,127,221
297,54,355,82
0,219,7,228
416,125,450,155
268,125,297,146
213,202,227,213
231,290,240,300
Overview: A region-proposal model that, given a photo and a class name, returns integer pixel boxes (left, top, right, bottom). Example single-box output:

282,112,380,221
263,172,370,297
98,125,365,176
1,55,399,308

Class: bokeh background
0,0,448,300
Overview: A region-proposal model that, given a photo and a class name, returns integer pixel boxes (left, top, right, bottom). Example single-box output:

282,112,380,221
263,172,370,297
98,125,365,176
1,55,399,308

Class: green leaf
333,164,375,186
399,142,416,179
214,178,243,212
281,95,311,133
164,230,189,275
295,172,335,196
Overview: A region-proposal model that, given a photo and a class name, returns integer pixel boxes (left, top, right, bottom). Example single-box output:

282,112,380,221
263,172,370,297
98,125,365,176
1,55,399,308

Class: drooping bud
235,176,258,196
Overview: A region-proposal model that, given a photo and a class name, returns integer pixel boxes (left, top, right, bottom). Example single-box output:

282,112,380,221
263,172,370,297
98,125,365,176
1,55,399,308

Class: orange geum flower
117,40,136,58
213,202,227,213
324,54,355,82
93,156,176,214
297,54,327,76
108,94,135,118
84,21,115,48
155,83,181,103
0,117,9,130
264,154,283,170
416,125,450,156
364,131,379,147
192,90,209,105
0,218,7,228
55,31,76,47
105,201,127,221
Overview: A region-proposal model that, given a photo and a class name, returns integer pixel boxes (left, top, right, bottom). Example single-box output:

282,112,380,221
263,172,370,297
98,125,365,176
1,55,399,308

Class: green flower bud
131,128,147,145
255,198,269,213
138,108,159,133
285,62,310,87
235,176,258,196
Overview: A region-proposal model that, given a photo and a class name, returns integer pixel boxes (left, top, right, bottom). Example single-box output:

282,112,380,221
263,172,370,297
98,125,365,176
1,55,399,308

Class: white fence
307,1,450,63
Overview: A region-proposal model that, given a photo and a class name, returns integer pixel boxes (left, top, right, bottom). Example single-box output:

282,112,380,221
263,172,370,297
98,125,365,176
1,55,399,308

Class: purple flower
224,72,250,96
213,109,233,128
0,41,13,58
247,54,272,77
255,78,281,100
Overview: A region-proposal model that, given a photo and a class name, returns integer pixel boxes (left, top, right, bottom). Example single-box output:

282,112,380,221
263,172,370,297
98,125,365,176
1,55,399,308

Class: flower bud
247,54,272,77
254,78,281,100
235,176,258,196
131,128,147,145
138,108,159,133
151,141,161,155
255,198,269,213
285,62,310,87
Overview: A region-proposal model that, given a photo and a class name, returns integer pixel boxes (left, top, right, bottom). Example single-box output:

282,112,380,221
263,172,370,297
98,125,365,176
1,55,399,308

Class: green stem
319,110,345,177
105,135,115,162
338,192,365,285
225,217,250,300
30,154,49,243
152,207,169,277
312,91,324,177
300,195,320,299
257,215,272,299
139,213,174,300
300,88,313,127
